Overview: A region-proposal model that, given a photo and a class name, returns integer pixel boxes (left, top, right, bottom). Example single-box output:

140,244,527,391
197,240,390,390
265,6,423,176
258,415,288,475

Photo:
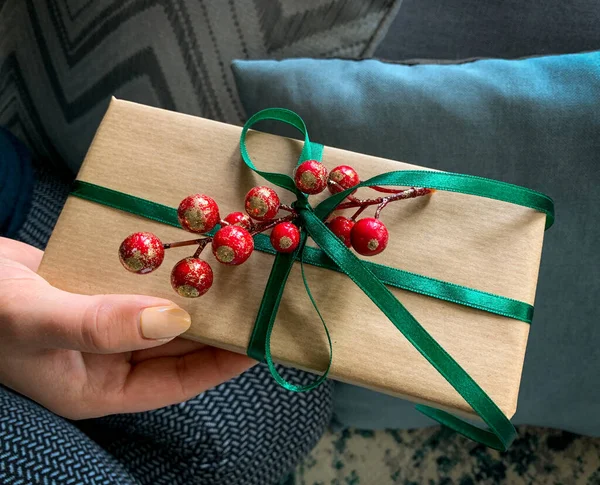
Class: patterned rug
296,426,600,484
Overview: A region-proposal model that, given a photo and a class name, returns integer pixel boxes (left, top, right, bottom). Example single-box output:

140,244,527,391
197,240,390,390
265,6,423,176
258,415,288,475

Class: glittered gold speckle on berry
244,186,280,221
118,161,434,297
294,159,328,194
171,257,213,297
270,222,300,254
119,232,165,274
328,165,360,195
177,194,220,233
212,225,254,265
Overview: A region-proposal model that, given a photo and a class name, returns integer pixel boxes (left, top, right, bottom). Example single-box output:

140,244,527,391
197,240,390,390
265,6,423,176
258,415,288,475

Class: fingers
117,347,256,413
0,237,43,272
2,283,192,353
55,293,192,353
130,337,207,364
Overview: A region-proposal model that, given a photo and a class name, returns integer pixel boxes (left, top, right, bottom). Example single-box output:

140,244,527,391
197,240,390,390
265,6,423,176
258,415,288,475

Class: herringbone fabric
1,357,333,485
0,386,136,484
78,365,334,485
15,162,71,249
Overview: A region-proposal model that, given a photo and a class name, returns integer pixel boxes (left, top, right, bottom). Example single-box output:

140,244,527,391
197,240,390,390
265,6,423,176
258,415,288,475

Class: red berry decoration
327,165,360,194
212,225,254,265
171,257,213,298
119,232,164,274
223,211,253,230
270,222,301,253
327,216,355,248
177,194,220,233
244,186,280,221
350,218,389,256
294,160,328,194
120,157,434,297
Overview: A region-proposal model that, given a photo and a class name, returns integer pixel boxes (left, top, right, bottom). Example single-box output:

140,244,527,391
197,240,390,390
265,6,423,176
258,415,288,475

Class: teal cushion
231,52,600,436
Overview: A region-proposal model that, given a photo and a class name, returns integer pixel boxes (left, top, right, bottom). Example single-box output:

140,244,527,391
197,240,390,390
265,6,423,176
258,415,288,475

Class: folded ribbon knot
291,196,313,214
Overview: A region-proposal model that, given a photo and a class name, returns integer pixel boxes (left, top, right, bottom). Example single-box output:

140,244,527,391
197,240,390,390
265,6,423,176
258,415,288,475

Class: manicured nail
140,305,191,339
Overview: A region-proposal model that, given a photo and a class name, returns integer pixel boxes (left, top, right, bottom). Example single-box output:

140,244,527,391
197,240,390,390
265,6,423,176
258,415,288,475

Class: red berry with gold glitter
119,232,164,274
223,211,253,230
170,257,213,298
327,216,355,248
119,165,436,296
294,160,328,194
327,165,360,194
244,186,280,221
350,218,389,256
212,225,254,265
270,222,300,253
177,194,220,233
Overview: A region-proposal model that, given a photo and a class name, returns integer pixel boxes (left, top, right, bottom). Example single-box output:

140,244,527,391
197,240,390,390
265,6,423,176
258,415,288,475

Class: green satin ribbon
69,107,554,451
70,181,535,324
238,108,553,452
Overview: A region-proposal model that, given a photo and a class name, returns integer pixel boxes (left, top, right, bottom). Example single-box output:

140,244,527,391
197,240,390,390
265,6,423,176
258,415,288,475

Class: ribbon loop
240,108,319,196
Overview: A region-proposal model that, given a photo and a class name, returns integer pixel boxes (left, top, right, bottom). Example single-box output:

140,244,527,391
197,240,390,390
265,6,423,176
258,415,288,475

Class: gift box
38,99,550,445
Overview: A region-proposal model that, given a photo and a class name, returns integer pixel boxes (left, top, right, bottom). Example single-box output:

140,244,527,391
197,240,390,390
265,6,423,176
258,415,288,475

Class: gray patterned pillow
0,0,400,172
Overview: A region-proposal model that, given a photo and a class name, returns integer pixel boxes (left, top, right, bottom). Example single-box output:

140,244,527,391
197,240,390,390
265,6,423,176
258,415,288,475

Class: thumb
8,284,192,353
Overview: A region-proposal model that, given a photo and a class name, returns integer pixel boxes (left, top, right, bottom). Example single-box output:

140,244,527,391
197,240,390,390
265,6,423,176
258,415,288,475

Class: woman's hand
0,237,255,419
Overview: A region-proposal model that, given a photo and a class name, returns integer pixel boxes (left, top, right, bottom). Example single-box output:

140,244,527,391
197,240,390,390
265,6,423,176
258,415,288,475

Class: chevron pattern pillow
0,0,400,173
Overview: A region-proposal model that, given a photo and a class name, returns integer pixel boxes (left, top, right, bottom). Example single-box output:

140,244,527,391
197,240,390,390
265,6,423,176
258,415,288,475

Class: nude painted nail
140,305,191,339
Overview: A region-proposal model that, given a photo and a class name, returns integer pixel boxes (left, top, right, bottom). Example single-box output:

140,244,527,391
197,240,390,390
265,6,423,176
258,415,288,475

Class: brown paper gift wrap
38,99,546,419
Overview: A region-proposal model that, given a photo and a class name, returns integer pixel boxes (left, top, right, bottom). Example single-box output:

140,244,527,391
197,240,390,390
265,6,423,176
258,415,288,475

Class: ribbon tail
301,210,516,451
246,249,298,362
415,405,509,449
247,233,333,392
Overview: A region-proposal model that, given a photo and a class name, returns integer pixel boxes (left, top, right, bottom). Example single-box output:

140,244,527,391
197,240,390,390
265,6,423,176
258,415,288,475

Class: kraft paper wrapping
38,99,546,419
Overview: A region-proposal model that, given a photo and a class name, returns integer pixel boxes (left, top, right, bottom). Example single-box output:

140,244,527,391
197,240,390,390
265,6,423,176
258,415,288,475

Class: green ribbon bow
70,108,554,451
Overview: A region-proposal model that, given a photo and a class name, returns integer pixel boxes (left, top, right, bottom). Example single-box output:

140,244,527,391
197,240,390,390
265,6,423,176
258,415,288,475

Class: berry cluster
119,160,433,298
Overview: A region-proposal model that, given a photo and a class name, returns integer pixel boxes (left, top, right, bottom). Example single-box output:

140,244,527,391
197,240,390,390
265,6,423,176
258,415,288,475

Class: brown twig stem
163,238,206,249
193,238,212,258
279,204,298,215
335,187,433,212
374,199,391,219
250,213,296,236
350,205,368,221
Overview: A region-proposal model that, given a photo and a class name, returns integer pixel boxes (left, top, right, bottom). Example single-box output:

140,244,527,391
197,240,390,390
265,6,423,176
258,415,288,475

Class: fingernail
140,305,191,339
